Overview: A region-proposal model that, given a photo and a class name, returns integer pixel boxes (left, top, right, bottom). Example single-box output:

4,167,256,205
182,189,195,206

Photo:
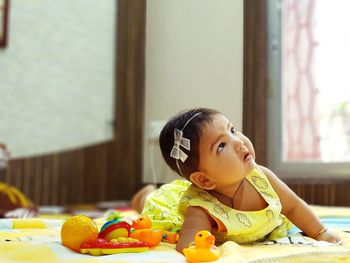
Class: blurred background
1,0,349,208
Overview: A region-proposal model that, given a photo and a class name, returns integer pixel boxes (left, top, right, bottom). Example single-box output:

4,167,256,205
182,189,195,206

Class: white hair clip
169,111,203,177
170,128,190,162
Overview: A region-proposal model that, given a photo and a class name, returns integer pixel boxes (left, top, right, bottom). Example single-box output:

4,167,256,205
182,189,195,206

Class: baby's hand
315,228,341,244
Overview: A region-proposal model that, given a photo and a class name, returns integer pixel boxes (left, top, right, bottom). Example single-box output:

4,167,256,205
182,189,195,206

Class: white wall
0,0,115,157
144,0,244,183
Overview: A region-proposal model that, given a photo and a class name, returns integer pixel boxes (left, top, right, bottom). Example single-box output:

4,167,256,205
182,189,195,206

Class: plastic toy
61,216,153,256
131,215,152,229
98,220,131,241
60,215,99,252
162,231,179,244
80,238,149,256
130,228,163,247
183,230,221,263
130,215,179,246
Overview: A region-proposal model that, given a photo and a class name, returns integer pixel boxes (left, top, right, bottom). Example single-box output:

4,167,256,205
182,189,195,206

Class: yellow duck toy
183,230,221,263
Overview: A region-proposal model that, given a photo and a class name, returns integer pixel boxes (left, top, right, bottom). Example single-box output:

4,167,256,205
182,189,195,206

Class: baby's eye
217,142,225,153
231,127,236,134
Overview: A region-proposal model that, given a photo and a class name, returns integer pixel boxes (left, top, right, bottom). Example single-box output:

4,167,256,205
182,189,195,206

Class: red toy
80,238,149,256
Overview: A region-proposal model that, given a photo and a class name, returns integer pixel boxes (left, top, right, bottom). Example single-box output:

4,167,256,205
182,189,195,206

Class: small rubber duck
183,230,221,263
131,215,152,229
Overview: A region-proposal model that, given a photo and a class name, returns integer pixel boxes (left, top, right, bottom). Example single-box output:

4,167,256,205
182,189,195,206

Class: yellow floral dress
142,179,190,232
142,168,292,243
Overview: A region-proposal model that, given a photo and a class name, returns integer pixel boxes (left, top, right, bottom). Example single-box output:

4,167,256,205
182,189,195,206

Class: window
267,0,350,177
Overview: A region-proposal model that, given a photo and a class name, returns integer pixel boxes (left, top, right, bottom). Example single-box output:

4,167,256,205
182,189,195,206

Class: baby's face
197,114,256,188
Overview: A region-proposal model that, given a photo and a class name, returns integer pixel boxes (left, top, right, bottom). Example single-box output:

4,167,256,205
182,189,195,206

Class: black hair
159,108,220,179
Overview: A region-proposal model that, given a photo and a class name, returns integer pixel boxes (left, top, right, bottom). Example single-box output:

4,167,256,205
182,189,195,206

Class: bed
1,205,350,263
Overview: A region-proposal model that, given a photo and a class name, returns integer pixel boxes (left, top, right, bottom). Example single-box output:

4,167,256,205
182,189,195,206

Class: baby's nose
234,138,244,152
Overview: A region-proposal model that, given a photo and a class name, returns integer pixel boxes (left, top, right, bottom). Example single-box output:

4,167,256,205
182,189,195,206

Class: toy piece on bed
162,231,179,244
61,214,179,255
83,219,150,255
183,230,221,263
132,215,179,243
130,215,179,246
130,228,163,247
98,220,132,241
61,215,99,252
131,214,152,229
80,238,149,256
98,218,162,249
61,215,150,256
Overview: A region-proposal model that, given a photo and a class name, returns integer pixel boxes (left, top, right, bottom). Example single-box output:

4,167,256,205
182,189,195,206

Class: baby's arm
259,166,340,243
176,206,214,253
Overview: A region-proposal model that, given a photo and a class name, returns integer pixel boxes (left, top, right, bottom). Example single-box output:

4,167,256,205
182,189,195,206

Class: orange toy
163,231,179,243
130,215,179,246
183,230,221,263
61,215,99,252
130,228,163,247
131,215,152,229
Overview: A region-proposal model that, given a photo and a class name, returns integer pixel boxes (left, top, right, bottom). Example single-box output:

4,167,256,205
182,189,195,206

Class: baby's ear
189,171,216,190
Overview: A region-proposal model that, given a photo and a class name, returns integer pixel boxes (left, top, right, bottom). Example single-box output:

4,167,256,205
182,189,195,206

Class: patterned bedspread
1,205,350,263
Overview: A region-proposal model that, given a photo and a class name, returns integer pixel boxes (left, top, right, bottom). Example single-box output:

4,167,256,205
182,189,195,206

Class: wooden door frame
243,0,268,166
112,0,147,199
